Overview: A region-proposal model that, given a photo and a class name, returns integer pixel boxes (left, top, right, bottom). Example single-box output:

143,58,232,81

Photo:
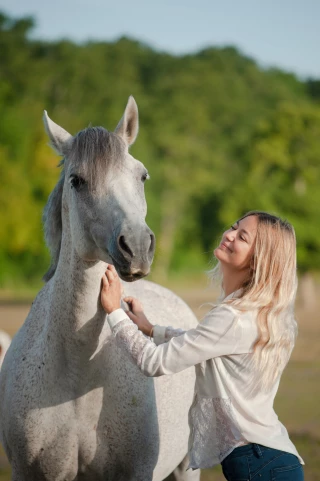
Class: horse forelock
68,127,126,193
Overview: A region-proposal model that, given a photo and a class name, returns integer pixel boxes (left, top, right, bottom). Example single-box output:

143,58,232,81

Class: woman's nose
225,230,234,241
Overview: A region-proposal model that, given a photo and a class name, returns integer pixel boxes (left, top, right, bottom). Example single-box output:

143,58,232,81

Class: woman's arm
107,305,243,377
123,296,186,345
100,266,186,348
154,325,186,345
100,265,248,377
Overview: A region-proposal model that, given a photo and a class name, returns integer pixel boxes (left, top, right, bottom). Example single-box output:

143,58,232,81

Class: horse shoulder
122,279,198,331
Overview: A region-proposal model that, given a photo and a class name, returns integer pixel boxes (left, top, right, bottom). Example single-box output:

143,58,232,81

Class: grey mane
43,127,126,282
42,167,64,282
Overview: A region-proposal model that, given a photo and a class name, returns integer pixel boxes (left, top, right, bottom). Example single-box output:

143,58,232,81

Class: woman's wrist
148,325,154,338
104,304,121,315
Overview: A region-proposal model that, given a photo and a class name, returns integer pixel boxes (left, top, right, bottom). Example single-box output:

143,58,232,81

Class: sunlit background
0,1,319,479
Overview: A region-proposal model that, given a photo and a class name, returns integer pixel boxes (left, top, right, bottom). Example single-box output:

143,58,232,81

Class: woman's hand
124,296,154,336
101,265,122,314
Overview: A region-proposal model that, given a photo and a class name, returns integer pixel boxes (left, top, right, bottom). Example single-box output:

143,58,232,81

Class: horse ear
114,96,139,146
43,111,73,155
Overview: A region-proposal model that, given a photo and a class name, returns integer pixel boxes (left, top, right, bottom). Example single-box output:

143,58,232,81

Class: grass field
0,279,319,480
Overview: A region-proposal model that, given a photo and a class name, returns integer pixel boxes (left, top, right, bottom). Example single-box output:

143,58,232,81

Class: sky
1,0,319,79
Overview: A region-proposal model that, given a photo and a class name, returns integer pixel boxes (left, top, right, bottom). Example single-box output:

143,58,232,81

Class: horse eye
70,175,86,191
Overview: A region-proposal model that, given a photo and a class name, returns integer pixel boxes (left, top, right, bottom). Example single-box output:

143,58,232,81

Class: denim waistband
226,443,266,459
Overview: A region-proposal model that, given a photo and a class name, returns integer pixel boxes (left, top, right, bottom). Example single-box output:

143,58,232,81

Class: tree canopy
0,12,319,287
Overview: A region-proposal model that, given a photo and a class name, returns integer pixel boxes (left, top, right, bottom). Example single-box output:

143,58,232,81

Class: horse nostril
118,235,134,258
149,234,155,255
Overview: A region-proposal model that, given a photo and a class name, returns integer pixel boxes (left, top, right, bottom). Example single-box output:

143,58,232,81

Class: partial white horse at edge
0,97,200,481
0,330,11,369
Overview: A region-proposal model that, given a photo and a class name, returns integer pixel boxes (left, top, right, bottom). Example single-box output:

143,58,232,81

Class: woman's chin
214,246,225,260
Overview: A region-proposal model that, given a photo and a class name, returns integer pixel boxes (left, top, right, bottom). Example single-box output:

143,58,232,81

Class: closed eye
231,225,247,241
239,231,248,242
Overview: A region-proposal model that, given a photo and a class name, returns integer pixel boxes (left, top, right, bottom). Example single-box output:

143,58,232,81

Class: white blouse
107,295,304,469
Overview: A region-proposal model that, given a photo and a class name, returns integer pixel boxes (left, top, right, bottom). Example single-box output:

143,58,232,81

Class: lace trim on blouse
113,319,151,367
188,394,247,468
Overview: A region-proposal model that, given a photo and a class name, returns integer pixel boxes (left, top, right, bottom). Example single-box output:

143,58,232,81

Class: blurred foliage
0,12,320,286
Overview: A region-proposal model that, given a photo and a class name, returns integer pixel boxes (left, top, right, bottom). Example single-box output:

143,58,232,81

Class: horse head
42,97,155,282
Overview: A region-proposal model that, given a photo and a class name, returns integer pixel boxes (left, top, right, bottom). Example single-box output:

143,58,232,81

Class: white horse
0,330,11,369
0,97,200,481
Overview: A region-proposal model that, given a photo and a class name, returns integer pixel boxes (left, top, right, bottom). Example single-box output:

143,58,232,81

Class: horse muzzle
109,226,155,281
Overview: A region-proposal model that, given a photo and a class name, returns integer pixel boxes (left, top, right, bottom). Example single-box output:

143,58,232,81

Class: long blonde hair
212,211,298,393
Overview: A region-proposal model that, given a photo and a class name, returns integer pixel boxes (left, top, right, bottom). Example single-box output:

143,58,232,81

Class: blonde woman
101,211,304,480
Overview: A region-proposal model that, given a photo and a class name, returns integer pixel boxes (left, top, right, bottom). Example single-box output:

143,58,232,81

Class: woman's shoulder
203,303,258,350
211,301,258,328
204,302,253,326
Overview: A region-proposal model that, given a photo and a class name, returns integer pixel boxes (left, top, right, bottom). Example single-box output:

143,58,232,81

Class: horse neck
48,227,109,349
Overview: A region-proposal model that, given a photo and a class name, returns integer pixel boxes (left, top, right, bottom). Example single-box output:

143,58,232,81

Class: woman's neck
221,266,248,297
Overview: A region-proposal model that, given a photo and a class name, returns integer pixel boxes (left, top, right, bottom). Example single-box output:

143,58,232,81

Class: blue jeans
221,443,304,480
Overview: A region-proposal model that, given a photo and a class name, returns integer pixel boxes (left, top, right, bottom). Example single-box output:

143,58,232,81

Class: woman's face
214,215,258,271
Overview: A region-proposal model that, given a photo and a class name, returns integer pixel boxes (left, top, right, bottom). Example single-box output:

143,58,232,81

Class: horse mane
43,127,126,282
42,166,64,282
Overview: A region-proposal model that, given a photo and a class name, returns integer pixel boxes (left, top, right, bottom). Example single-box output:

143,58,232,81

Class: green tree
0,11,319,287
218,103,320,272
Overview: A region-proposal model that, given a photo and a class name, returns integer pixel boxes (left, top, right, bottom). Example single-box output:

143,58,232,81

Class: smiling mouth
220,242,232,252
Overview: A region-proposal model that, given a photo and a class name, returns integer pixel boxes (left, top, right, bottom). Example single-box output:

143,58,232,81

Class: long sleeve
153,325,186,345
107,305,249,377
